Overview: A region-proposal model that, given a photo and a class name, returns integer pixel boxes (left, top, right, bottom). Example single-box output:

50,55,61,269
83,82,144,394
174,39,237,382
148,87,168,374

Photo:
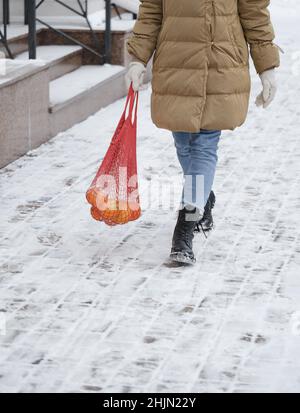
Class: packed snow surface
0,0,299,393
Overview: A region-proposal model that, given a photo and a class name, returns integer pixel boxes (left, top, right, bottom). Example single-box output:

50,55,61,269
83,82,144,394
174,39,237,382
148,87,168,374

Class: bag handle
110,84,138,145
124,83,139,127
129,90,139,126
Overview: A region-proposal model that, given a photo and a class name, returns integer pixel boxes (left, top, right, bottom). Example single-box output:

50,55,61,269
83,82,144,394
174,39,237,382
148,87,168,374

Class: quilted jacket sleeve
238,0,280,73
127,0,163,66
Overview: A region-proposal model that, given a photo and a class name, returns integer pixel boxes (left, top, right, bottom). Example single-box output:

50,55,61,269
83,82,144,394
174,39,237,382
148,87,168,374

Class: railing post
24,0,29,25
28,0,37,59
1,0,13,59
3,0,9,37
105,0,111,64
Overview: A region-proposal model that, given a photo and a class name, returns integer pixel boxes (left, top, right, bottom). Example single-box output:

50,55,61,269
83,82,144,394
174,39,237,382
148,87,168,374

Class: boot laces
194,192,215,238
195,222,208,239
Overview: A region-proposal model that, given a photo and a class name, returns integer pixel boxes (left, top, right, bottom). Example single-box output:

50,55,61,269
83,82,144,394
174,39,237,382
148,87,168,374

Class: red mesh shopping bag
86,84,141,226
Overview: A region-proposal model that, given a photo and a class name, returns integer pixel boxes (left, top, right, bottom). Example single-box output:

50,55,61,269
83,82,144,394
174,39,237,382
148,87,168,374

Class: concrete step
16,45,83,80
0,26,39,57
49,64,127,137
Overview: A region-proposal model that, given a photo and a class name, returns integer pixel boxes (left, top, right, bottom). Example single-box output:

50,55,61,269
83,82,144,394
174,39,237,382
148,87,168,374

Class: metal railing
26,0,112,63
0,0,13,58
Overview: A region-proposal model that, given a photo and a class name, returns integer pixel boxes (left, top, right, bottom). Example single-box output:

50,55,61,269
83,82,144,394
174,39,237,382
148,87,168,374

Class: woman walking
126,0,280,264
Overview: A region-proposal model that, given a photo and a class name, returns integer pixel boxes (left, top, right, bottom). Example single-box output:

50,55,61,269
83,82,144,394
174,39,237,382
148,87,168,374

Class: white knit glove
125,61,146,92
255,69,277,109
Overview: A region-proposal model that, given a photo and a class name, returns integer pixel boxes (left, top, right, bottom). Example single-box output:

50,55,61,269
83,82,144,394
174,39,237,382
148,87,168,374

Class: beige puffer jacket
127,0,280,132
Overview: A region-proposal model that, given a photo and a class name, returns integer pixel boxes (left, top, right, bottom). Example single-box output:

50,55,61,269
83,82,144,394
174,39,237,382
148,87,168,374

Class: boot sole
169,252,196,266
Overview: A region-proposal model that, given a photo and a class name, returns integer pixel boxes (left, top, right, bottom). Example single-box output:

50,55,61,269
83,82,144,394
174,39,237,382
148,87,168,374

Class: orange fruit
130,208,141,221
90,206,103,221
86,188,97,206
96,197,117,212
113,210,130,225
87,189,141,225
118,200,129,211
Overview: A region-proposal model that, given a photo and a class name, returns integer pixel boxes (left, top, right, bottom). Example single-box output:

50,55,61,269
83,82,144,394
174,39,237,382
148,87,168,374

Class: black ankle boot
170,207,200,265
195,191,216,234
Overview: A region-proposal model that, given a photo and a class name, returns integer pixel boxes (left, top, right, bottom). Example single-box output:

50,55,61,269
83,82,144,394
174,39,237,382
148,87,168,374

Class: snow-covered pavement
0,2,300,393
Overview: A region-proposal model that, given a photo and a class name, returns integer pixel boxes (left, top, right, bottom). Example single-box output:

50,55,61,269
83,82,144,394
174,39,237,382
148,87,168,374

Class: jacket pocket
228,23,244,64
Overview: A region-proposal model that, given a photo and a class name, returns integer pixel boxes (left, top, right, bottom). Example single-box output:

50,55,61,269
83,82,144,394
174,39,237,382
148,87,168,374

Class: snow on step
114,0,139,14
49,64,124,106
16,45,82,63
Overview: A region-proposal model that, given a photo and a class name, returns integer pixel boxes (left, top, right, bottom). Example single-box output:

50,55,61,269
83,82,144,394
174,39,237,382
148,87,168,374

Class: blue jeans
172,129,221,211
